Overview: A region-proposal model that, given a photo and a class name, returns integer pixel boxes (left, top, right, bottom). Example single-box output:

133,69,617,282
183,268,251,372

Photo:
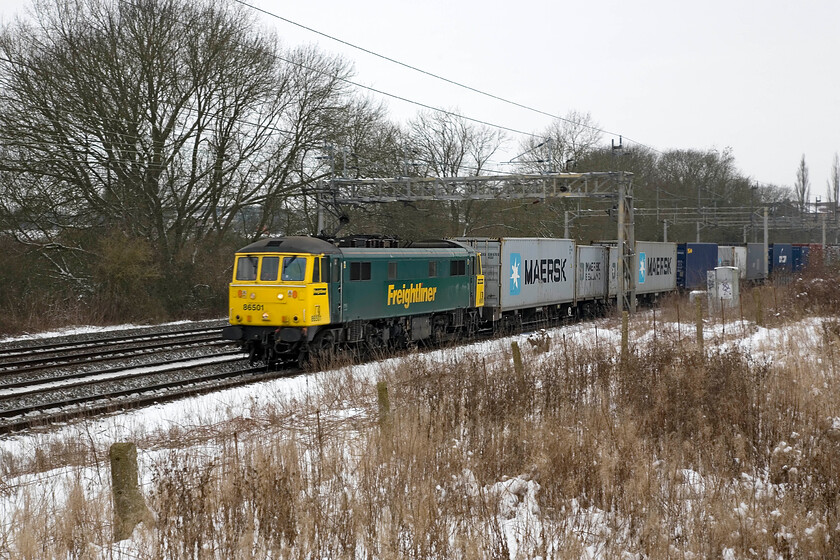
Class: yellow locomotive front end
228,253,329,329
222,237,340,363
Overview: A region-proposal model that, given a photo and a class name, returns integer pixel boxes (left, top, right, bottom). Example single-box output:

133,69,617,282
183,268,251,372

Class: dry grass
4,273,840,558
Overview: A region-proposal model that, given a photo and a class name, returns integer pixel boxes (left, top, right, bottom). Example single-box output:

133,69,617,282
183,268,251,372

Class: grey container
718,245,748,279
745,243,766,281
607,241,677,297
459,237,576,313
576,245,609,300
635,241,678,296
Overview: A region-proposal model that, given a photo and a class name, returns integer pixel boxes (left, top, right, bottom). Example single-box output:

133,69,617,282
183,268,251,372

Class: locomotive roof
236,236,342,255
237,236,478,256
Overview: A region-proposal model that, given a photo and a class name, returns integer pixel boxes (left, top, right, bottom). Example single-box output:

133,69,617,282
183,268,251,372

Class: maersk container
745,243,766,281
768,243,793,275
459,238,576,314
606,242,677,297
576,245,608,300
676,243,718,290
636,241,677,296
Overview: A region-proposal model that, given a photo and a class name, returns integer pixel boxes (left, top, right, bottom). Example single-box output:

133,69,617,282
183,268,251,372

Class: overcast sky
3,0,839,196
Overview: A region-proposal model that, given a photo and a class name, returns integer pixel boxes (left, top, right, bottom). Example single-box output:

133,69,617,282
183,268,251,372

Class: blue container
768,243,792,275
791,245,810,272
677,243,718,290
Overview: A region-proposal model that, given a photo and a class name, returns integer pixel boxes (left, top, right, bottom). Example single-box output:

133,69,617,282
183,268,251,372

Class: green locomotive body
223,236,484,363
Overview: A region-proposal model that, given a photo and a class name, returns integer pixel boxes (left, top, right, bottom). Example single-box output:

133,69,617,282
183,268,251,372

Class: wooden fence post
110,442,153,541
511,341,524,379
376,381,390,426
621,311,629,359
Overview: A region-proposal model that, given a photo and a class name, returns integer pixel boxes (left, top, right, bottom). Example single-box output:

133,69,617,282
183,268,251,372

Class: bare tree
0,0,356,290
405,109,505,235
515,110,602,173
795,154,811,213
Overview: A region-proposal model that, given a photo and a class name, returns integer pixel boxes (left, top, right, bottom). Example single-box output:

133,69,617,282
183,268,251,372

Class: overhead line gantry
312,171,637,313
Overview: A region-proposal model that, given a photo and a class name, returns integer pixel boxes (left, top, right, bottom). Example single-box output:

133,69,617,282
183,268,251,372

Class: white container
607,241,677,297
576,245,608,300
460,237,576,312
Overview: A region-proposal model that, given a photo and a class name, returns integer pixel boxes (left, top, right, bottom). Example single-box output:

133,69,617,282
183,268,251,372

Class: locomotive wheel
311,330,336,358
365,331,386,356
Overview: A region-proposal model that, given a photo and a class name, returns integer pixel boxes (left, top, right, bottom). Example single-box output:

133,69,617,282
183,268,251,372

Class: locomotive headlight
277,293,284,300
293,315,299,323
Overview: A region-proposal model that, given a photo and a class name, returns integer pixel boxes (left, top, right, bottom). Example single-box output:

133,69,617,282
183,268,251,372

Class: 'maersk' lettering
646,257,672,276
524,258,567,285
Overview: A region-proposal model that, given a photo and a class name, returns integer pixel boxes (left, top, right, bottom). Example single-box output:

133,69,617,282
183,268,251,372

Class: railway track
0,319,519,435
0,320,300,434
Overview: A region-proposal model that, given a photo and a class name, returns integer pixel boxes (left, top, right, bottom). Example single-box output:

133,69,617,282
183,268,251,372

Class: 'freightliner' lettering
388,283,438,309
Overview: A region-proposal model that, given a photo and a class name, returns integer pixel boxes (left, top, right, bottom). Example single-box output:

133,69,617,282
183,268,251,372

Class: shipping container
718,245,748,279
676,242,718,290
791,244,811,271
604,242,677,299
768,243,793,276
576,245,608,300
635,241,678,297
826,245,840,267
718,246,735,267
458,237,576,321
745,243,766,281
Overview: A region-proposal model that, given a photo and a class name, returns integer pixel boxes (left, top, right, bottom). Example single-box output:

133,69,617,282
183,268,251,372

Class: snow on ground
0,319,209,344
0,312,828,558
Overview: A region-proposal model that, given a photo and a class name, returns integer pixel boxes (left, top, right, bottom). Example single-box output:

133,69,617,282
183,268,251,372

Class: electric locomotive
222,236,485,363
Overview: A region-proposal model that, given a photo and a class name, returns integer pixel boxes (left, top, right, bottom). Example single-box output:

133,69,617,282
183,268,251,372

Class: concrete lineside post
110,442,153,542
754,289,764,327
376,381,390,427
511,341,524,379
695,296,704,352
621,311,629,360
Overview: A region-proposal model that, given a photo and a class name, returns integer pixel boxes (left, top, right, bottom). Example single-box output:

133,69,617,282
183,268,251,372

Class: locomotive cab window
429,261,437,277
281,256,306,282
320,257,330,283
450,259,466,276
260,256,280,281
388,262,398,280
235,256,259,281
312,257,321,282
350,261,371,281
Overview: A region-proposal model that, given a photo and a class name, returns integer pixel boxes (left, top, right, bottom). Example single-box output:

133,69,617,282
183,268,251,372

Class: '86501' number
243,303,264,311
